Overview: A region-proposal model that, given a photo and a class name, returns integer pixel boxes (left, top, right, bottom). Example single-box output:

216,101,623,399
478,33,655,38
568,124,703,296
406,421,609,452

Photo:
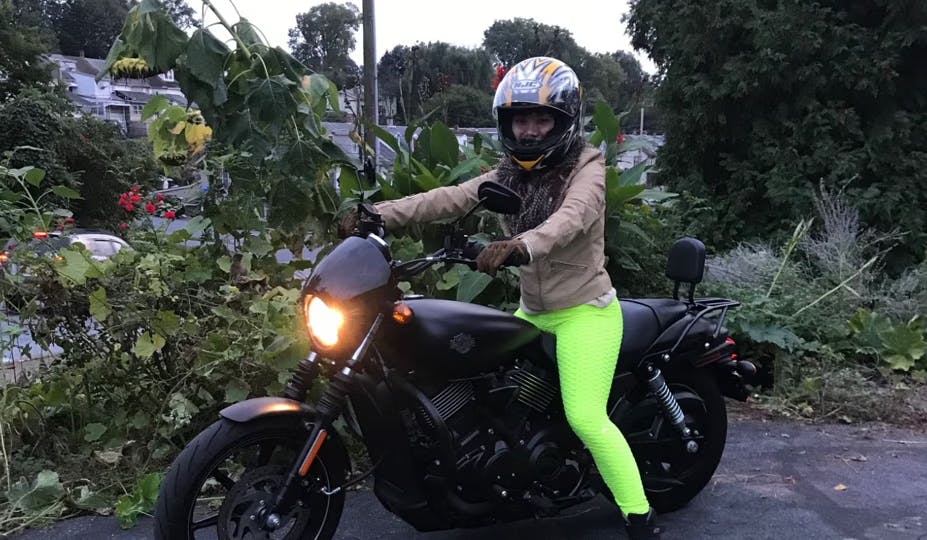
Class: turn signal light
392,302,414,324
0,252,9,264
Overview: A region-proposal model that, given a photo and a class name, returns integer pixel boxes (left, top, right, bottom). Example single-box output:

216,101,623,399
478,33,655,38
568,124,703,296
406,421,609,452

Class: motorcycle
153,181,757,539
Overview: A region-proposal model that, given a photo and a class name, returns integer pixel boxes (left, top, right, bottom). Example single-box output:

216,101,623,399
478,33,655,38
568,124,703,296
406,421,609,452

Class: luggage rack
647,298,740,360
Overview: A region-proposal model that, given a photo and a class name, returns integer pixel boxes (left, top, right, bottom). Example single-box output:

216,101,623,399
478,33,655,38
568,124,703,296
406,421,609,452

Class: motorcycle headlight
303,295,344,348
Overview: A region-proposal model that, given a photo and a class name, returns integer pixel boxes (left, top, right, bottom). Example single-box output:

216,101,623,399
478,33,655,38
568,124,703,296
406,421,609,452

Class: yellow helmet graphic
492,57,584,170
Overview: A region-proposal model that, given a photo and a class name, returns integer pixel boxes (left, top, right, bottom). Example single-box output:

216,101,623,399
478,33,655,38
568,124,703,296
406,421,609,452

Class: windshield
303,236,393,303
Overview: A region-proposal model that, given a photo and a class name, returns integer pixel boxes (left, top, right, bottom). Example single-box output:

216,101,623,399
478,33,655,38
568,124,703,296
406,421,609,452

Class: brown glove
338,209,359,238
476,239,529,276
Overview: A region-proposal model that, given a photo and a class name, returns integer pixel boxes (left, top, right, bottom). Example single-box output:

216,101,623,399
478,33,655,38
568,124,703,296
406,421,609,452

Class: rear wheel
153,415,348,540
614,367,727,513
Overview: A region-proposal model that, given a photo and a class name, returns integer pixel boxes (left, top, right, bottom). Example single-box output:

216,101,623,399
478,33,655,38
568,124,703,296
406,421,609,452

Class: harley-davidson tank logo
449,333,475,355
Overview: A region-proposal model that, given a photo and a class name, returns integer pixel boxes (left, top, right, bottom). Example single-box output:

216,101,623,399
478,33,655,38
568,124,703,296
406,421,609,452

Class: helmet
492,57,584,170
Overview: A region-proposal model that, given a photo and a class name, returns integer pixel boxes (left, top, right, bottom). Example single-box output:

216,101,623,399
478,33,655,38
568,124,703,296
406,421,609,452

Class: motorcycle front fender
220,396,314,423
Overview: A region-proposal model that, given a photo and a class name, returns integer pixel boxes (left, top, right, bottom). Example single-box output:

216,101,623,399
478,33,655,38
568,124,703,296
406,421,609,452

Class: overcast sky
190,0,656,73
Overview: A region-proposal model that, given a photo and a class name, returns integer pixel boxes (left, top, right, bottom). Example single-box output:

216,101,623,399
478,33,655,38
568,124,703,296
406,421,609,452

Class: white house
49,54,187,137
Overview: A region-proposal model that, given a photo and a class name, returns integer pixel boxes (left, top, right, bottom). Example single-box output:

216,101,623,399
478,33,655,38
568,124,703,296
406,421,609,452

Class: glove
476,239,528,276
338,209,359,238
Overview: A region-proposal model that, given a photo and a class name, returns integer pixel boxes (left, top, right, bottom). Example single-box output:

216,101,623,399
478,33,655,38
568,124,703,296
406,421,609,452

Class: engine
404,359,586,505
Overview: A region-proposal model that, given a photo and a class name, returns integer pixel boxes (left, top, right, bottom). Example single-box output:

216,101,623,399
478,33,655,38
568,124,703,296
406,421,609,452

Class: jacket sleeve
374,171,495,229
515,150,606,261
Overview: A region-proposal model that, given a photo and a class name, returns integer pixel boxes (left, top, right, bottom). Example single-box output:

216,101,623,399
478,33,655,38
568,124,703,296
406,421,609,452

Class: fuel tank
377,299,540,378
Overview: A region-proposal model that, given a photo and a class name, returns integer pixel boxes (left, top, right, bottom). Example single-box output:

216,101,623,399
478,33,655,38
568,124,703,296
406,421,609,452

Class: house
48,54,187,137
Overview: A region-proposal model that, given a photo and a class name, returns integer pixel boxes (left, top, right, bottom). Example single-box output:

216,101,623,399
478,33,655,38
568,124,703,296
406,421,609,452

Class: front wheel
615,367,728,513
154,415,348,540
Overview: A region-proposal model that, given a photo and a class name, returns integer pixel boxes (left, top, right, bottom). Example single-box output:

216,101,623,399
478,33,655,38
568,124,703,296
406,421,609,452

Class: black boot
625,507,661,539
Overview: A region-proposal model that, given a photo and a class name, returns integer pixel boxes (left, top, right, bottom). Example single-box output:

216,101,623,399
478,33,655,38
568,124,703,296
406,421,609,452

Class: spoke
643,474,685,491
252,441,278,468
192,513,219,531
213,469,236,491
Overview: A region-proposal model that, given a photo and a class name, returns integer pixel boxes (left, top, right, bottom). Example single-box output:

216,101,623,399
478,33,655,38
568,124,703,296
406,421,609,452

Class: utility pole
362,0,378,166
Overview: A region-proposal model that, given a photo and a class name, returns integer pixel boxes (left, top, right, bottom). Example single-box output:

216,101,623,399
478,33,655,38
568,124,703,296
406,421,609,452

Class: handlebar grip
462,241,484,260
503,249,530,267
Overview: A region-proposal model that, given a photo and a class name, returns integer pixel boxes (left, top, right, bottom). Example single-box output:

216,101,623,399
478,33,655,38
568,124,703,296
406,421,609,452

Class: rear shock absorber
645,365,697,451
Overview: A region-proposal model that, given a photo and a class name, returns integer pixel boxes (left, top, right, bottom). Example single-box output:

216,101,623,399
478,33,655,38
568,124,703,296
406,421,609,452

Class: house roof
115,90,154,103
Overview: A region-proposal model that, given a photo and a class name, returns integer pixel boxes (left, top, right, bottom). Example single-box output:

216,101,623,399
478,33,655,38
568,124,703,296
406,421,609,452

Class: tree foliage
627,0,927,270
421,84,494,128
287,1,361,89
0,0,55,98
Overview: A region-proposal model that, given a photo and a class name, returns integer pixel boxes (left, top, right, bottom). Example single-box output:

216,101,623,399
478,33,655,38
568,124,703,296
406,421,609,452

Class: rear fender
688,339,756,402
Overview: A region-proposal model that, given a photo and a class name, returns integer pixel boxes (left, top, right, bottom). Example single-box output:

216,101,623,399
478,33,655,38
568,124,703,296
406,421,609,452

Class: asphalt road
9,410,927,540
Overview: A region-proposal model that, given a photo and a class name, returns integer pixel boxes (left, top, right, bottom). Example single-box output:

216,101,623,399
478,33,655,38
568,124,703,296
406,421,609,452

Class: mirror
477,181,521,215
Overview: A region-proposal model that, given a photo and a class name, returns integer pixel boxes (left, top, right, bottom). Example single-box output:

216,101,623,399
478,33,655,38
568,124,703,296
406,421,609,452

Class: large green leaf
428,121,460,168
24,167,45,187
338,166,361,199
880,323,926,371
592,101,621,144
141,95,169,121
133,332,166,359
56,249,91,285
7,470,65,512
247,75,297,122
446,157,485,183
51,185,81,200
88,287,111,322
185,29,230,87
456,267,492,303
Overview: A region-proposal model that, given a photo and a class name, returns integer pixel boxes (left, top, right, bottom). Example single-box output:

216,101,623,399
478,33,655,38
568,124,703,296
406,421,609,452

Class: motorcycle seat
619,299,690,359
538,299,691,364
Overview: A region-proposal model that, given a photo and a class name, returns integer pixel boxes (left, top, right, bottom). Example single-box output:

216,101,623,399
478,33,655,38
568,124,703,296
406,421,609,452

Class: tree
149,0,199,29
49,0,130,58
421,84,494,128
627,0,927,270
377,42,493,125
0,0,54,99
288,2,361,89
482,18,584,69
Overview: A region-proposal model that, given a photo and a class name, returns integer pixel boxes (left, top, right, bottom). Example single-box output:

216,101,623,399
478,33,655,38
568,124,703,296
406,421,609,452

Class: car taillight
0,252,9,264
33,231,49,239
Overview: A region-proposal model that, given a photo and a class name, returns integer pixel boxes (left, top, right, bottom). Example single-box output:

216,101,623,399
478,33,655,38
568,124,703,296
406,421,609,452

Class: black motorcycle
153,181,756,539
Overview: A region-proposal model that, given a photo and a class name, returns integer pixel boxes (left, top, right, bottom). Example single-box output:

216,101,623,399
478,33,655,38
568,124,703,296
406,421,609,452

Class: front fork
259,314,384,531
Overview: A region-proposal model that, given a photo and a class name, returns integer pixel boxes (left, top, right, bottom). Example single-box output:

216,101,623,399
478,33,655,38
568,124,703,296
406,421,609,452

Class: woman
343,56,660,539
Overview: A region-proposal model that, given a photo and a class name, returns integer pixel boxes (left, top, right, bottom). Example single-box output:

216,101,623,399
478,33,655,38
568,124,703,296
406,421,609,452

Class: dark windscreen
304,236,392,302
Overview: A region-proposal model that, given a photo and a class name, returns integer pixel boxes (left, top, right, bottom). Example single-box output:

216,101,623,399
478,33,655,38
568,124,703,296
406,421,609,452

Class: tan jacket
375,146,612,313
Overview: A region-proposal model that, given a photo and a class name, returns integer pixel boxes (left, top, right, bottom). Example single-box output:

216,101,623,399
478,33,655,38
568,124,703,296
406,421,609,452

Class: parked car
0,229,130,312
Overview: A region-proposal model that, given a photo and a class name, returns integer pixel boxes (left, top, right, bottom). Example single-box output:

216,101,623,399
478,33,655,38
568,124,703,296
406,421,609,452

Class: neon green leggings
515,300,650,515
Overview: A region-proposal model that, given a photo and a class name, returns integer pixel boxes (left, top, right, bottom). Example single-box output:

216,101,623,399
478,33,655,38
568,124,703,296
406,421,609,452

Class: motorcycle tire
153,415,348,540
618,366,728,513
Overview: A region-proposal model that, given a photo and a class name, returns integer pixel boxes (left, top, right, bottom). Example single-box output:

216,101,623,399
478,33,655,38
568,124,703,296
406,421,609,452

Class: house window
132,105,143,115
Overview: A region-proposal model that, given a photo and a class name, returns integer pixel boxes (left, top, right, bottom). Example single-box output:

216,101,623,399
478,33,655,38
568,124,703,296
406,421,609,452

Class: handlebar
393,241,528,280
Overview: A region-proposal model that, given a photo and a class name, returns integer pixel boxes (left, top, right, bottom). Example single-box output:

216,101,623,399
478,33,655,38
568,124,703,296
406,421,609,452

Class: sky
190,0,656,73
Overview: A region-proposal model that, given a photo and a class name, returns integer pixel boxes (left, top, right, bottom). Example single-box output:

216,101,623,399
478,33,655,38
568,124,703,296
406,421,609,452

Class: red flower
164,210,176,219
491,65,508,91
617,133,627,144
145,202,157,213
156,194,165,201
124,203,135,212
64,217,75,224
130,194,143,203
120,222,128,230
131,185,141,193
